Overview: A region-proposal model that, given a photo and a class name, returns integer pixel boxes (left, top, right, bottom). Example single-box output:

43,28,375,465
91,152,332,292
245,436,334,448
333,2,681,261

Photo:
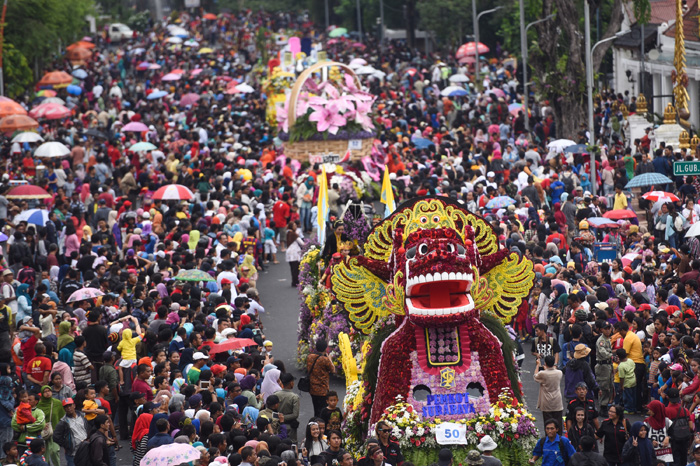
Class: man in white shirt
0,269,17,321
216,260,240,290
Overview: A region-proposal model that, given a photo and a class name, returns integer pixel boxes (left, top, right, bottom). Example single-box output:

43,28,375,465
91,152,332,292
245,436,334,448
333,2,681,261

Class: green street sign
674,161,700,176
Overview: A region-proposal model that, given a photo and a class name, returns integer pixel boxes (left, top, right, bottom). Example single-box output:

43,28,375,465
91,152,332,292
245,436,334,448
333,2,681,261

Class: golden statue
674,0,691,123
637,94,647,115
680,130,690,149
691,135,700,149
664,102,678,124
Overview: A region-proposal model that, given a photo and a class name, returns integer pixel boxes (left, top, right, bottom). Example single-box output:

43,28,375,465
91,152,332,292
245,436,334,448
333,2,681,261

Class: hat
193,352,208,361
189,394,202,407
594,302,609,311
226,355,241,366
221,328,236,338
465,451,484,465
263,340,273,347
2,269,12,276
211,364,227,376
477,435,497,452
574,344,591,359
612,278,624,284
682,299,692,308
670,363,684,371
623,266,633,274
694,443,700,453
437,448,453,466
221,278,232,285
487,171,495,178
130,392,146,402
574,309,588,321
62,398,74,407
667,387,681,403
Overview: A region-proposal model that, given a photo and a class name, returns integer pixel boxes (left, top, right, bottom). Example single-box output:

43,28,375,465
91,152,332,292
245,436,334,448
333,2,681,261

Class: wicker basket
282,61,373,162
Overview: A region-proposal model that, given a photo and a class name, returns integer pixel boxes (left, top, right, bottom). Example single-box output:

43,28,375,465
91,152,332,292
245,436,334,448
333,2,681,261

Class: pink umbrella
405,68,418,76
122,121,149,132
149,64,162,70
489,88,506,98
162,73,181,81
224,86,240,95
179,93,200,106
152,184,194,200
67,287,104,303
191,68,203,75
137,62,151,70
456,42,489,59
328,39,339,45
209,338,258,354
29,103,71,120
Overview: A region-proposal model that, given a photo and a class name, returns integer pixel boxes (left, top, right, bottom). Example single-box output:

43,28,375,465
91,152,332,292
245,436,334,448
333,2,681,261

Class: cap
263,340,273,347
667,387,681,403
62,398,74,407
683,299,693,308
193,352,208,361
227,355,241,366
2,269,12,276
221,278,232,285
130,392,146,401
486,171,495,178
189,394,202,407
221,328,236,337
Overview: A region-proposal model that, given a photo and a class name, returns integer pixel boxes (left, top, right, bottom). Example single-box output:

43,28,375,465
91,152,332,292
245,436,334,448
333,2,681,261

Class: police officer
595,320,614,410
566,382,599,433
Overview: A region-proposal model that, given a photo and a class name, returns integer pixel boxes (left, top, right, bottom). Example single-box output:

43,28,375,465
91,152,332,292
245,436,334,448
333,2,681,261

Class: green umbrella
328,28,348,38
129,141,157,152
175,269,216,282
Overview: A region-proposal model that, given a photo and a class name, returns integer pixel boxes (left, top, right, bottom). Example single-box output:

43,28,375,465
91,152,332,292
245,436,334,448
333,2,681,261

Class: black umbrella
84,128,107,139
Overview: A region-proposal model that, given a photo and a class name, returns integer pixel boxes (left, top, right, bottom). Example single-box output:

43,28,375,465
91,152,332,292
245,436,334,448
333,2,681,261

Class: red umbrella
642,191,679,203
456,42,489,59
6,185,52,199
179,93,200,106
203,13,218,20
209,338,258,355
29,102,71,120
152,184,194,201
603,209,637,220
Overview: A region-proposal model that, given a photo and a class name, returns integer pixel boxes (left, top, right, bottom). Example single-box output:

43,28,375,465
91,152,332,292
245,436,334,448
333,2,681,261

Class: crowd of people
2,4,700,466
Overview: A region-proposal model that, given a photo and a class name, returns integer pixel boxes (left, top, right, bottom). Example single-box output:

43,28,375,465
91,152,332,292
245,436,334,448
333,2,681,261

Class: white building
612,0,700,130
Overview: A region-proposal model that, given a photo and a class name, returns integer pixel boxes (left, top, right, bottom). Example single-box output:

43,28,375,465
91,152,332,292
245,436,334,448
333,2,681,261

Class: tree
3,44,33,99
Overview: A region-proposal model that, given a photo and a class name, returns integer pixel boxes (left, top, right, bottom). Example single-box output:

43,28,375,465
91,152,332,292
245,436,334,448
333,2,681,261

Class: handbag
298,353,322,393
40,402,53,440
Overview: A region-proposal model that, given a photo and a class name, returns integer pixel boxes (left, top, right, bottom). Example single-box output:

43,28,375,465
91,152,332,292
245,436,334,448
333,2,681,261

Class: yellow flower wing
474,252,535,322
331,257,399,333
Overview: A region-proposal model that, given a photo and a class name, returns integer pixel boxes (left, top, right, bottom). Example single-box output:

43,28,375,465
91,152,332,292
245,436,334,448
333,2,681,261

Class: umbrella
0,98,27,118
485,196,516,209
36,90,56,97
404,68,418,76
587,217,620,228
440,85,465,97
166,36,183,44
67,41,95,50
449,74,469,83
0,115,38,133
38,71,73,88
328,27,348,38
147,90,169,100
184,39,200,48
168,27,189,38
71,69,88,79
547,139,576,153
625,172,674,189
161,73,181,81
456,42,489,59
29,103,71,120
67,287,105,303
149,64,162,70
14,209,49,226
198,47,214,54
235,83,255,93
349,58,367,67
411,137,434,149
11,132,43,143
203,13,217,20
152,184,194,201
448,89,469,97
6,185,51,199
179,93,200,106
136,62,151,70
489,88,506,98
621,252,640,267
603,209,637,220
65,47,91,62
41,97,66,105
35,142,70,158
129,142,157,152
563,144,588,154
354,66,378,75
209,338,259,355
686,223,700,238
122,122,149,132
174,269,216,282
66,85,82,96
140,443,201,466
84,128,107,139
642,191,679,203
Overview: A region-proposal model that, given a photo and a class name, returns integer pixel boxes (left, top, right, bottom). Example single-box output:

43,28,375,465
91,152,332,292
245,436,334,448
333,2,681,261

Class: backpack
73,439,91,466
558,438,571,465
673,213,685,233
561,173,575,194
669,407,693,442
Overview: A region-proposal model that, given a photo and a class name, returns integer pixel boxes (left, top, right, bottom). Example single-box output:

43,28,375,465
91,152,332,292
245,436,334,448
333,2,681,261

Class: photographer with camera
534,355,564,434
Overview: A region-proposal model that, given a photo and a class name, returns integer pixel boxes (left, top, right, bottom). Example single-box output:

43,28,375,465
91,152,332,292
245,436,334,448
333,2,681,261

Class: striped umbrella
642,191,679,203
152,184,194,200
625,173,673,188
67,287,104,303
14,209,49,226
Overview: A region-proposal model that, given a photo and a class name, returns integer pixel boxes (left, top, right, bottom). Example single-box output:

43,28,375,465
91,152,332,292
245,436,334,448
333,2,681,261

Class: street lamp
585,0,626,197
518,1,554,132
472,3,504,87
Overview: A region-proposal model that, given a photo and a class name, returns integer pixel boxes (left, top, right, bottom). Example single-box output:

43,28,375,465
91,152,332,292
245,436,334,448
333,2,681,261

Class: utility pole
0,0,8,97
325,0,329,32
585,0,596,196
379,0,385,49
356,0,362,42
472,0,479,86
519,0,526,130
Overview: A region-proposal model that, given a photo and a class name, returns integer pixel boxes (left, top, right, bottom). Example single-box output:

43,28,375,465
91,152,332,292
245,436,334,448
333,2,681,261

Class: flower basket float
277,61,376,162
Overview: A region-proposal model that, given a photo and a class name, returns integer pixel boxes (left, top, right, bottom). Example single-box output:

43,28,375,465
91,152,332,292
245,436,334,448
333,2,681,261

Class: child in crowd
320,391,344,431
14,391,35,426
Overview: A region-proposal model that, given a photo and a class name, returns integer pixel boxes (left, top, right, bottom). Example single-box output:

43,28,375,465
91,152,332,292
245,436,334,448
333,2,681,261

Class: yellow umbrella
199,47,214,54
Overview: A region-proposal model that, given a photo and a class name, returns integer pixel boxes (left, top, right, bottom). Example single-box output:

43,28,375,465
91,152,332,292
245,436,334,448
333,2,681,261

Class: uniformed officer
566,382,599,433
595,320,614,410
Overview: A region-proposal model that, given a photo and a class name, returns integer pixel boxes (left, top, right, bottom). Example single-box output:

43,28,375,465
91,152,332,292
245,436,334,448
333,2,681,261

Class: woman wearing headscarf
50,361,75,391
621,421,654,466
57,321,75,352
37,385,64,466
0,374,14,458
240,375,262,409
187,230,200,251
132,411,153,466
260,369,282,403
644,400,673,463
168,411,189,439
16,284,31,324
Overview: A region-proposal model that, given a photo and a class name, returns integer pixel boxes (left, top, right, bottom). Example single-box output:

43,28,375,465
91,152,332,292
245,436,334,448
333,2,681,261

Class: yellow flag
317,166,329,244
380,166,396,218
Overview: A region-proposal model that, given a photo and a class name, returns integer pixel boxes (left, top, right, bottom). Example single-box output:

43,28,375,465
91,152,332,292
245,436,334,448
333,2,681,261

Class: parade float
298,197,539,465
262,67,295,126
277,61,376,162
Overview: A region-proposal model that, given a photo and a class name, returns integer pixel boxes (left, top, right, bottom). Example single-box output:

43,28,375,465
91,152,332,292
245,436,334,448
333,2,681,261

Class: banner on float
434,423,468,445
309,153,340,164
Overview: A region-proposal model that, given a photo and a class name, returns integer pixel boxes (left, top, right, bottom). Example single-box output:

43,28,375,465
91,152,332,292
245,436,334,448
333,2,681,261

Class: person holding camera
534,355,563,434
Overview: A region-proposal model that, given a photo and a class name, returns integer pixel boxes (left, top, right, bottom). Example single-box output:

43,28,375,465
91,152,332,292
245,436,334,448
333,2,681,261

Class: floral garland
342,206,371,247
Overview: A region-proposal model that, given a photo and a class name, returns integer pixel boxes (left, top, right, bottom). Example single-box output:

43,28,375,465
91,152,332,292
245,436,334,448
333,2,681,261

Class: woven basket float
282,61,373,162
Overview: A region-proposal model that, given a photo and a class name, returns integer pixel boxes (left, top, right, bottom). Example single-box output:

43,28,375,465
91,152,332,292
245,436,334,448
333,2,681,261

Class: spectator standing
620,422,654,466
375,421,403,466
88,415,111,466
36,386,64,466
53,398,89,466
564,344,597,401
664,387,693,466
643,400,672,463
618,321,646,413
594,320,614,410
306,339,336,417
275,372,300,443
529,419,575,466
476,435,501,466
533,355,563,433
568,436,607,466
595,405,631,466
615,349,637,414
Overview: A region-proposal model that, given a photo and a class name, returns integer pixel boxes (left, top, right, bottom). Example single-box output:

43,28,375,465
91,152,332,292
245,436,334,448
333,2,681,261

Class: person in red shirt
26,342,52,390
273,194,291,249
131,364,154,402
19,318,41,374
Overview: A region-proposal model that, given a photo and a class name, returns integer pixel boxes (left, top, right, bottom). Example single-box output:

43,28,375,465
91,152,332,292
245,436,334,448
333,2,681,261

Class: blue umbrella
66,85,82,95
71,69,88,79
15,209,49,226
625,172,673,189
412,137,435,149
563,144,588,154
485,196,516,209
449,89,469,97
147,90,168,100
